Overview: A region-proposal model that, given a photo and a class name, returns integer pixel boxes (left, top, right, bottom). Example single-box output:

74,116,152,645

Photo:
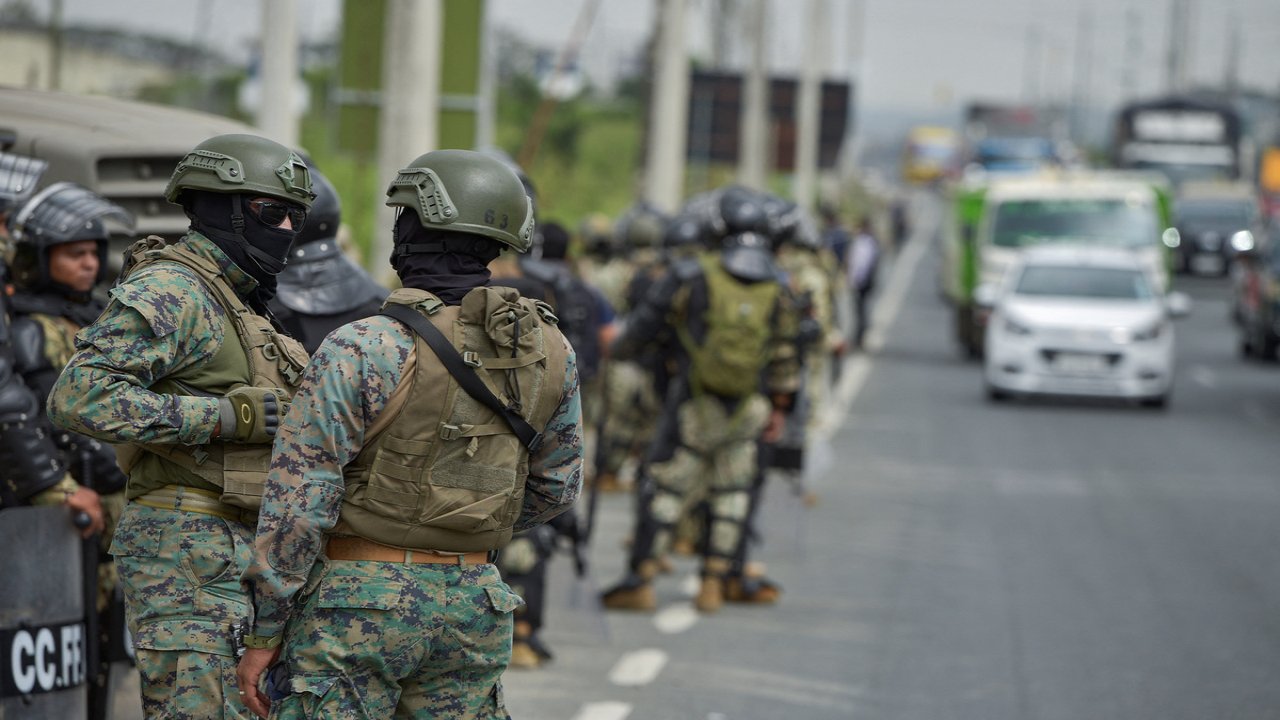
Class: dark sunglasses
247,198,307,229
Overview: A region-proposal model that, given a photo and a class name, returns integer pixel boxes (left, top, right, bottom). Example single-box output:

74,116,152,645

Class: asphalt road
502,191,1280,720
104,191,1280,719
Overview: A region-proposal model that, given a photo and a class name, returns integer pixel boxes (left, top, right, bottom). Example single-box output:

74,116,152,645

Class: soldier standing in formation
48,133,314,718
600,221,800,613
267,168,387,353
236,149,583,718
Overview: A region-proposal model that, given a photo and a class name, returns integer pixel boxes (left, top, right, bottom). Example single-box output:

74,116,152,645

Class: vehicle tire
1139,394,1168,410
985,384,1010,402
1240,333,1256,359
1259,333,1280,363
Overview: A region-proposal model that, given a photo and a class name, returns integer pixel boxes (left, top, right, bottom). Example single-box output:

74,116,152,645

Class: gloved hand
218,387,290,443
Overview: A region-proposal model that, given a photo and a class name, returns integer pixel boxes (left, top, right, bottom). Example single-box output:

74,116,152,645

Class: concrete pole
259,0,299,147
644,0,690,213
374,0,442,276
794,0,825,210
739,0,769,190
475,1,497,150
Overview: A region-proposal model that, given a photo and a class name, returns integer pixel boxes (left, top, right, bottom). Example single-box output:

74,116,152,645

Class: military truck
0,86,257,268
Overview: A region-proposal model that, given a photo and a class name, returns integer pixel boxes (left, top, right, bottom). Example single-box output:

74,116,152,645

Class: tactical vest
339,286,569,553
113,236,309,510
676,253,781,399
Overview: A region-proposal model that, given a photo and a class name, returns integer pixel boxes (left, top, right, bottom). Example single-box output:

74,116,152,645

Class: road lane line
609,649,668,686
653,603,700,634
572,702,633,720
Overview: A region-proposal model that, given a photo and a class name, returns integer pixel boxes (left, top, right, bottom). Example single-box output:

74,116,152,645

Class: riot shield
0,505,88,719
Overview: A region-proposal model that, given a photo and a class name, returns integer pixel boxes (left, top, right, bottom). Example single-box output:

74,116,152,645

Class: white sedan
981,247,1190,408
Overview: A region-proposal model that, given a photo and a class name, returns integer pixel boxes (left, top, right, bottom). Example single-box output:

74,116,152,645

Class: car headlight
1003,316,1033,336
1231,230,1255,253
1129,321,1165,342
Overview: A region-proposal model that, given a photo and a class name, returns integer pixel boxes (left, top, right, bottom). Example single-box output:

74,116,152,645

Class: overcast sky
52,0,1280,121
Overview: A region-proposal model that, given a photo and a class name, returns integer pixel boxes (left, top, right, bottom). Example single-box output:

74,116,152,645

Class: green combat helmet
164,133,315,209
385,149,535,253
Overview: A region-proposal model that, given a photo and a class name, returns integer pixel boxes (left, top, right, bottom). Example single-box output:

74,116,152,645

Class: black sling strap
380,303,543,452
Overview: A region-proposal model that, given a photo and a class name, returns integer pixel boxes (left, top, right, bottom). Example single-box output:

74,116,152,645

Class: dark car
1173,183,1262,276
1233,216,1280,361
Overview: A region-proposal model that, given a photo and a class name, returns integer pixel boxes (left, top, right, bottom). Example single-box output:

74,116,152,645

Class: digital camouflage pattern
111,503,254,719
245,310,582,715
26,309,125,612
269,559,522,718
48,232,253,453
597,359,662,479
645,394,771,559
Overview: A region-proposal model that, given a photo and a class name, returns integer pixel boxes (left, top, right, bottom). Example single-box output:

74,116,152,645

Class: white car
981,246,1190,408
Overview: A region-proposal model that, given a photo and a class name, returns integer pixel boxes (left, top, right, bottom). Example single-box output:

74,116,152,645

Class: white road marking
571,702,633,720
653,603,700,634
609,649,669,687
1189,365,1218,388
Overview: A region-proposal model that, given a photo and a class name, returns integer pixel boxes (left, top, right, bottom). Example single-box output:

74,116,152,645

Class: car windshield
991,198,1157,249
1176,200,1254,232
1014,265,1154,300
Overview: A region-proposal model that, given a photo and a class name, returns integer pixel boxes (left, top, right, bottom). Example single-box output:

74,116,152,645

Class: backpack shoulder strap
380,303,543,452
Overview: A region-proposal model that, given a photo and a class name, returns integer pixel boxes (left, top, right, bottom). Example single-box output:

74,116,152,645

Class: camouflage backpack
677,253,780,398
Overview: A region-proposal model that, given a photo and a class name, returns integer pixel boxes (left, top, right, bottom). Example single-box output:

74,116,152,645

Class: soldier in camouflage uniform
593,205,668,492
600,226,800,614
236,149,582,719
48,133,315,719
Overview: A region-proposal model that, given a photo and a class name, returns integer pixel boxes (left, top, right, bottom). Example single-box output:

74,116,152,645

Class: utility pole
739,0,769,190
838,0,864,186
475,2,496,149
1224,13,1240,98
47,0,63,91
374,0,442,275
1121,5,1141,101
1024,25,1042,105
1166,0,1190,93
793,0,824,210
259,0,299,148
1071,8,1093,146
643,0,690,213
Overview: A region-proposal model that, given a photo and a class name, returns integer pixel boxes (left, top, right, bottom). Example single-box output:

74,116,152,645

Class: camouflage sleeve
247,317,412,639
765,290,804,397
516,334,584,531
46,266,224,445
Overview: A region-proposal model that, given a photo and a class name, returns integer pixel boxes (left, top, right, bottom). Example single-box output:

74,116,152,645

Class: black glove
218,387,290,443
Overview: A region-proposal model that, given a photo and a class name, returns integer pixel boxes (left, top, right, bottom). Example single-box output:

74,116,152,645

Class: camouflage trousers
598,360,662,478
269,558,523,719
642,394,771,566
110,502,255,719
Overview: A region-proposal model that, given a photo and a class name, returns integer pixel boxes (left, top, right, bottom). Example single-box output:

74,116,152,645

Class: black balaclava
393,210,501,305
185,191,300,307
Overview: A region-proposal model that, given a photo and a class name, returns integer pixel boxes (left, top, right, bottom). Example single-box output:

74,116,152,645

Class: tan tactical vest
114,237,309,510
339,286,569,553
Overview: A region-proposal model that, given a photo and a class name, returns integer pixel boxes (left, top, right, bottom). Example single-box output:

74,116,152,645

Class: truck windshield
992,199,1157,249
1176,200,1255,232
1014,265,1154,300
